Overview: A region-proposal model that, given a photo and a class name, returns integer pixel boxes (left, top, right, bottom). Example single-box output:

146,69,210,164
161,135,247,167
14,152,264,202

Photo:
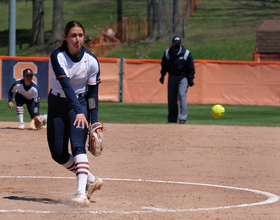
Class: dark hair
62,21,85,47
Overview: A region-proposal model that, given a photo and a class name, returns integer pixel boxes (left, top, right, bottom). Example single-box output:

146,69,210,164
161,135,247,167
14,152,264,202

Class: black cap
172,36,181,44
23,69,33,76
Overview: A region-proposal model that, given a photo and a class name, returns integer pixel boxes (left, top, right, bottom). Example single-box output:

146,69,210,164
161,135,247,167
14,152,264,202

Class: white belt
51,90,86,99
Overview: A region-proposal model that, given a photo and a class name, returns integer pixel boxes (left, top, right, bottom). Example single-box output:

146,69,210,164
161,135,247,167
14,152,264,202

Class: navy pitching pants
47,92,88,165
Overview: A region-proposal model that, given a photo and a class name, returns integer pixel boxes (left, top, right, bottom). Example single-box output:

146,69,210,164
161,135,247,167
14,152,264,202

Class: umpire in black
159,36,195,124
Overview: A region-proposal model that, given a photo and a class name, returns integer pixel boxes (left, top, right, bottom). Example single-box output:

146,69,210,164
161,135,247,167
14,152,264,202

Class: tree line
147,0,194,41
30,0,194,47
31,0,63,47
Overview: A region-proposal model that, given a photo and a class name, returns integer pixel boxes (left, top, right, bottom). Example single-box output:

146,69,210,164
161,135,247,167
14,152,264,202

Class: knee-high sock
74,154,89,194
62,154,96,184
16,106,24,123
62,154,76,172
87,172,96,183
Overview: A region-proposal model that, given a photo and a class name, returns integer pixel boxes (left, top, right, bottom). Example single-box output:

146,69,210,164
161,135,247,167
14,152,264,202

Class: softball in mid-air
211,104,225,118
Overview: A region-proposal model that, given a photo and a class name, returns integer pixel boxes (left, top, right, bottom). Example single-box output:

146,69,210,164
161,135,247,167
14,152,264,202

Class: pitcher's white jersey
50,46,100,97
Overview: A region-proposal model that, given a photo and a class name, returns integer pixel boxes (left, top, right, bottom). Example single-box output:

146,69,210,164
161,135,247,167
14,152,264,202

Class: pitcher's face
64,26,84,54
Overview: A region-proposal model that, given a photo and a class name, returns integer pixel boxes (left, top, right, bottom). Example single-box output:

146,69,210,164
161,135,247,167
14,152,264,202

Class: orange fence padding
2,56,280,106
98,58,120,102
123,59,280,106
0,56,120,102
123,59,165,103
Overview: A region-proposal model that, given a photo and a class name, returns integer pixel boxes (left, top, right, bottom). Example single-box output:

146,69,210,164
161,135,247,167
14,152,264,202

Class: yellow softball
211,104,225,118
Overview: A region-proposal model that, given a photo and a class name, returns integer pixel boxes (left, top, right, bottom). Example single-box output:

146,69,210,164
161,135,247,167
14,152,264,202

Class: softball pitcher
47,21,102,206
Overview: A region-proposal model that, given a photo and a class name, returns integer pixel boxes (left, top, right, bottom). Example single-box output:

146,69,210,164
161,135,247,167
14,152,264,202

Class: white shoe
71,191,90,206
18,123,25,130
42,119,47,128
86,177,103,199
41,114,47,128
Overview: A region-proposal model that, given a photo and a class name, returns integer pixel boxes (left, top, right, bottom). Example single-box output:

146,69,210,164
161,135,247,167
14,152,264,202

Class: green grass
0,100,48,122
0,0,148,57
1,0,280,126
1,100,280,127
103,0,280,61
1,0,280,60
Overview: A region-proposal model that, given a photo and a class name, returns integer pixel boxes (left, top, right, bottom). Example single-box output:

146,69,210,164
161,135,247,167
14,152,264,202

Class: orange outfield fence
123,59,280,106
0,56,120,102
98,58,120,102
1,56,280,106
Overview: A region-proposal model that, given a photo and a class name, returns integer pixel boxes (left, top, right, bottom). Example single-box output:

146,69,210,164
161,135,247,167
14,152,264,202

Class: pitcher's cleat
71,192,90,206
86,177,103,199
18,123,25,130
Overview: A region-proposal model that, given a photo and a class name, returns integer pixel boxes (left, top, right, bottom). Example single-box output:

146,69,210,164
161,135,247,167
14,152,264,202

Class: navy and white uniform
47,45,100,164
8,79,40,118
160,45,195,123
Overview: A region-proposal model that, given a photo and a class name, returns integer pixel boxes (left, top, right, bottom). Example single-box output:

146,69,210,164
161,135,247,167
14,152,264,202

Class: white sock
62,154,75,173
74,154,89,194
16,106,24,123
87,172,96,183
62,154,95,182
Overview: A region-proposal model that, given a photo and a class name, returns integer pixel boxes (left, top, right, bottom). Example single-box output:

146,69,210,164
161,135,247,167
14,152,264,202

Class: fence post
119,57,124,102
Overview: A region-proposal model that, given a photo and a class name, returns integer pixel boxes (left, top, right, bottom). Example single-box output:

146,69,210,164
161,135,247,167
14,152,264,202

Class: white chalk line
0,176,279,215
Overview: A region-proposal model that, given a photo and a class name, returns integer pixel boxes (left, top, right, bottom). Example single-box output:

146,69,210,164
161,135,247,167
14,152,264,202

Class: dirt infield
0,122,280,220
